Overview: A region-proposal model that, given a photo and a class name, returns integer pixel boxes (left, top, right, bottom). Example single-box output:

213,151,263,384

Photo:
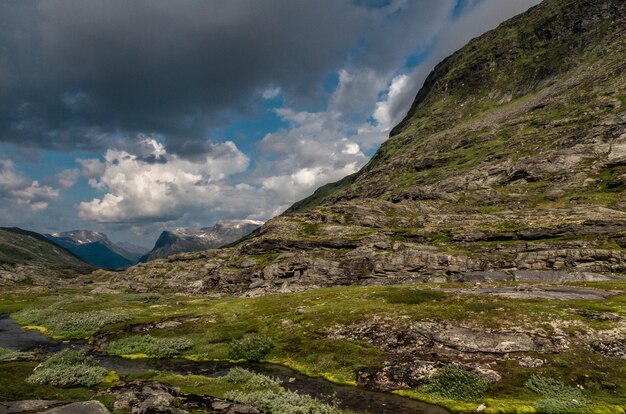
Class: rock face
46,230,137,269
140,220,263,262
94,0,625,295
0,227,94,287
109,381,260,414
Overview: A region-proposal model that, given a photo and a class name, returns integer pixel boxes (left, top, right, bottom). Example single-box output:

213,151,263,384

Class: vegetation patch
228,334,276,362
26,349,107,388
524,375,589,414
224,367,282,392
107,334,193,358
0,347,28,361
421,365,490,401
371,288,446,305
12,308,131,339
225,388,340,414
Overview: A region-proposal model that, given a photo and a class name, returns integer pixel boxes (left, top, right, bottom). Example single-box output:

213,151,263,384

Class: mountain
46,230,136,269
0,227,94,286
140,220,263,262
115,241,150,262
100,0,625,294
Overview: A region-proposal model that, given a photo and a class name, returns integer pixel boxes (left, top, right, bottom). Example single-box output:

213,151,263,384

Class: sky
0,0,541,247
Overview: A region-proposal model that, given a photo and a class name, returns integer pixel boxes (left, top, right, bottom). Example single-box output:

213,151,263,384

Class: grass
12,308,132,339
26,349,108,388
421,365,490,402
228,334,277,362
524,375,589,414
0,347,28,361
370,288,447,305
107,334,193,358
1,280,625,412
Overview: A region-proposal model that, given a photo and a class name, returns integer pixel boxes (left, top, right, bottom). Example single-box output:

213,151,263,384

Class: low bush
107,334,193,358
0,347,26,361
26,349,107,388
421,365,489,401
228,335,276,362
224,367,282,391
525,375,589,414
371,289,446,305
224,389,340,414
13,309,132,339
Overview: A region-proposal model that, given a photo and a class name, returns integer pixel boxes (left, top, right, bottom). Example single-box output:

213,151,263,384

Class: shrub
0,347,26,361
228,335,276,362
224,389,340,414
372,289,446,305
107,334,193,358
525,375,589,414
421,365,489,401
13,309,132,339
224,367,282,391
26,349,107,388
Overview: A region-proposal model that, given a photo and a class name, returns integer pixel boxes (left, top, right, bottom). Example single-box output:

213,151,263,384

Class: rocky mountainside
46,230,136,269
0,227,94,286
139,220,263,262
96,0,625,295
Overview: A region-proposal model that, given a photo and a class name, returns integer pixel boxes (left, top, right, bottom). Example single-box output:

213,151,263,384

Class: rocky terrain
46,230,138,270
89,0,625,296
139,220,263,262
0,228,93,287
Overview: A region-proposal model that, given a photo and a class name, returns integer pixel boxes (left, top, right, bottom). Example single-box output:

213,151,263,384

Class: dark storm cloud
0,0,453,158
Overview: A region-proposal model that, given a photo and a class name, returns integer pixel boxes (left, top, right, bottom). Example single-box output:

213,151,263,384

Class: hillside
96,0,624,295
0,228,94,286
139,220,263,262
46,230,136,269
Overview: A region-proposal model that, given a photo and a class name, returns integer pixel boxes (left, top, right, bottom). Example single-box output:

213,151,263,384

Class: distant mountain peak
140,220,262,262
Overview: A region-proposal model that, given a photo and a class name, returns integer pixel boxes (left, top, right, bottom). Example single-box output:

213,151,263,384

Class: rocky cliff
95,0,625,295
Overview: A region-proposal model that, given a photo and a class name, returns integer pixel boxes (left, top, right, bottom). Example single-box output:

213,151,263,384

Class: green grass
228,334,277,362
1,280,625,412
0,347,28,361
525,375,589,414
26,349,108,388
370,288,447,305
107,334,193,358
421,365,490,402
12,308,132,339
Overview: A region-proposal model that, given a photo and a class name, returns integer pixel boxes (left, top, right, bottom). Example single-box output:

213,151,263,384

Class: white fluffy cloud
0,160,59,210
77,138,250,223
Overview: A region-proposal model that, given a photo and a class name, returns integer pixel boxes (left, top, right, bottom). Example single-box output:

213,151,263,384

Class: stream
0,315,448,414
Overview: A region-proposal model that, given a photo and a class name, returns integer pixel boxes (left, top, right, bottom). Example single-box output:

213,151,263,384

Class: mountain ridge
0,227,94,286
94,0,625,295
46,230,136,269
140,220,263,262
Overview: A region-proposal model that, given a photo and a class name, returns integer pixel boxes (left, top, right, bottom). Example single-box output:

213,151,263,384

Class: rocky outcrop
109,382,260,414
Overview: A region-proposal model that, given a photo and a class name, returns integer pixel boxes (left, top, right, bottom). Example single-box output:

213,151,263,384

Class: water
0,315,448,414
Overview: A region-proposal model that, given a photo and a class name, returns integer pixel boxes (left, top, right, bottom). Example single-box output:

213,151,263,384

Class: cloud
0,160,59,210
0,0,454,157
56,168,80,189
262,86,282,100
77,137,249,223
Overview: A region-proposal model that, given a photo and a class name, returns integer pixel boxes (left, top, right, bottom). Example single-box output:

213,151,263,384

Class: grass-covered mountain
0,227,94,286
46,230,137,270
139,220,263,262
98,0,624,295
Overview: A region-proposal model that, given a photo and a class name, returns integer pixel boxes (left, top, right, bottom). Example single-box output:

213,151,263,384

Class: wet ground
0,315,448,414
